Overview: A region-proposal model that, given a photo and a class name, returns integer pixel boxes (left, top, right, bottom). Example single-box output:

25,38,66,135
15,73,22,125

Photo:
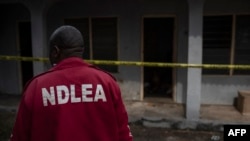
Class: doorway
143,17,174,99
18,21,33,87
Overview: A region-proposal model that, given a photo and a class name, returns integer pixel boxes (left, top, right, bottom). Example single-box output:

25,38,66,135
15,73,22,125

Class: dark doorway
18,21,33,87
143,17,174,98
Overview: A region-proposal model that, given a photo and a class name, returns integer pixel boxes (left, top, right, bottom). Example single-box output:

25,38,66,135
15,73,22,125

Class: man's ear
52,46,60,58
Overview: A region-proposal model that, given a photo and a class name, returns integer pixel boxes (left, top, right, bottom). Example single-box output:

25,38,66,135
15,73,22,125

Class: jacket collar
49,57,90,71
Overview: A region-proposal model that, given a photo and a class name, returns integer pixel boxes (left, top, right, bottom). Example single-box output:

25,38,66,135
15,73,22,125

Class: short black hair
49,25,84,49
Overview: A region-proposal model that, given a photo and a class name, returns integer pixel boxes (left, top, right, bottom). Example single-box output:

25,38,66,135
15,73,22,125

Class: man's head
49,25,84,65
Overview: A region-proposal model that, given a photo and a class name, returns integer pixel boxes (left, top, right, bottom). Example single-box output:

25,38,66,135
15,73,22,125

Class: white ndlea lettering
42,87,56,106
57,85,69,105
94,84,107,102
71,85,81,103
228,129,247,136
42,84,106,106
82,84,93,102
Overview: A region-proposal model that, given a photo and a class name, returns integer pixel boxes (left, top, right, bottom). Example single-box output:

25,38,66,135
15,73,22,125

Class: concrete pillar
25,1,59,75
186,0,205,120
30,8,47,75
22,0,50,76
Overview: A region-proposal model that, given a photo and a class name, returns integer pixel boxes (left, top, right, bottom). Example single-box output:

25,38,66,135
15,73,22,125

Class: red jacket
10,57,133,141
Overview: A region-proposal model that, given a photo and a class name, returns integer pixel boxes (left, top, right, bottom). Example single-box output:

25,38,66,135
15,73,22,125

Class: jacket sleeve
112,82,133,141
10,79,37,141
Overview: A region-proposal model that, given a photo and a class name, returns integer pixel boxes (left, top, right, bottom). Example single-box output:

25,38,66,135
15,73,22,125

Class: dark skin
49,45,83,65
49,25,84,65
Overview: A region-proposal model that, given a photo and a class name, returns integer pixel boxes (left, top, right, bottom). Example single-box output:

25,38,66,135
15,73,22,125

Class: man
10,25,133,141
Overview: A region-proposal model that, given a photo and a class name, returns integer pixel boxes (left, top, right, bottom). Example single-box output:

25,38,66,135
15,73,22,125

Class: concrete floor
125,97,250,131
1,94,250,141
1,94,250,133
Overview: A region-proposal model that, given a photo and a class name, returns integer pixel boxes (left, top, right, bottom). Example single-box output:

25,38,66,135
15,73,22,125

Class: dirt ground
0,111,224,141
0,94,224,141
130,122,223,141
0,111,16,141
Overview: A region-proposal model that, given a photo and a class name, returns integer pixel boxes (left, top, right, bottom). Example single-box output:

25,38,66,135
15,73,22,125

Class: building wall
0,3,30,94
46,0,186,100
1,0,250,105
201,0,250,105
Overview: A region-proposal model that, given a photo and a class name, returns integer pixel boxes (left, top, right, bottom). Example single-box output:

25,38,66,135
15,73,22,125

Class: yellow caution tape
0,55,49,62
1,55,250,70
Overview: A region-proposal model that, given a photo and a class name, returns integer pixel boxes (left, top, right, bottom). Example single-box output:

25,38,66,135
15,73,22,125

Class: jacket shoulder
89,65,117,81
22,70,53,93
